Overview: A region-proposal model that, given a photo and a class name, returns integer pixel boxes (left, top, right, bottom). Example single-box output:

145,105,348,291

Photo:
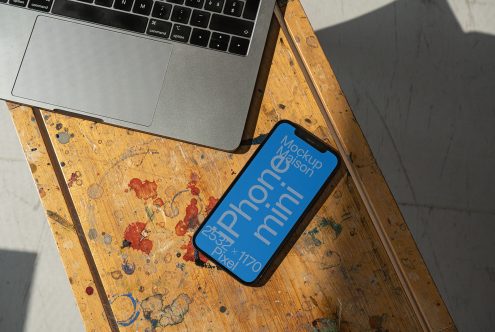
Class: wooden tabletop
4,1,456,331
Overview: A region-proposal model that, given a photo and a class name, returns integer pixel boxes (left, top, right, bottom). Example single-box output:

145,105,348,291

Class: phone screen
193,121,340,284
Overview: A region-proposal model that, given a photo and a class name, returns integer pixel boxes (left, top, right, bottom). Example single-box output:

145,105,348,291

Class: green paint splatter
320,217,342,238
307,227,322,246
145,206,155,221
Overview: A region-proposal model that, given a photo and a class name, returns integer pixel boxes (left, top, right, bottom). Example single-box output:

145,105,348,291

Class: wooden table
3,1,456,331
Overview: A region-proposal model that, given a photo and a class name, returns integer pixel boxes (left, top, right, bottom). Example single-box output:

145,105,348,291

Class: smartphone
193,120,341,285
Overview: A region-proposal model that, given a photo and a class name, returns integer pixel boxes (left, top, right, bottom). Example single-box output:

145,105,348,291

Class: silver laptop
0,0,275,150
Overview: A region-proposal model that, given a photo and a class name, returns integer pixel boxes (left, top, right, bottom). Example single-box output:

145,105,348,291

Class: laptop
0,0,276,150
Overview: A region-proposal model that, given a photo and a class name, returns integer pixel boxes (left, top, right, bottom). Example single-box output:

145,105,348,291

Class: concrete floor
0,102,84,332
300,0,495,330
1,0,494,330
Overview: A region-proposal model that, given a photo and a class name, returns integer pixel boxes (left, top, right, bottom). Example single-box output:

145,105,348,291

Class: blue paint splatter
109,293,140,326
122,260,135,275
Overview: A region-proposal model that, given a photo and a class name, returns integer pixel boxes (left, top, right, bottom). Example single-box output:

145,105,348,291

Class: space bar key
52,0,148,33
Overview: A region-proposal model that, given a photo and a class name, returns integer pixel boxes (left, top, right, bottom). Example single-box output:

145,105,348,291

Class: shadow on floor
0,249,36,332
313,0,495,330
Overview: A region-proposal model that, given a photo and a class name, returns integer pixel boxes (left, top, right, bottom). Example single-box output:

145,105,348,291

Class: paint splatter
306,35,319,48
175,198,199,236
87,183,103,199
176,263,185,271
56,132,71,144
145,206,155,221
103,234,112,245
122,260,136,275
307,227,322,246
153,198,164,207
88,228,98,240
46,210,74,231
55,123,63,130
205,196,219,215
312,318,339,332
122,222,153,254
85,286,94,295
219,306,227,313
110,293,140,327
181,236,208,266
140,293,192,328
278,103,286,110
319,217,343,238
111,270,123,280
186,172,201,195
67,171,82,187
128,178,158,200
320,250,342,270
187,181,200,196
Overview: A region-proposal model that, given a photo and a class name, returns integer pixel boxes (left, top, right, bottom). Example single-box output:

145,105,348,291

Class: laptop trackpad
13,16,173,127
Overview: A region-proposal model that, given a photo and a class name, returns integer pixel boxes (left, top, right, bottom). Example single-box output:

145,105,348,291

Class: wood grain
4,1,454,331
279,1,455,330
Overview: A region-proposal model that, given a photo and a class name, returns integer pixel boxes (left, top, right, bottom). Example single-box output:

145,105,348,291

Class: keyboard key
95,0,113,7
114,0,133,11
228,36,249,55
185,0,203,8
242,0,259,20
76,0,93,3
209,32,229,51
0,0,6,3
223,0,242,17
204,0,223,12
166,0,183,3
171,5,191,23
9,0,28,6
133,0,152,15
52,0,149,33
28,0,53,11
190,10,210,28
170,24,191,42
147,19,172,38
152,1,172,19
190,28,210,47
209,14,253,38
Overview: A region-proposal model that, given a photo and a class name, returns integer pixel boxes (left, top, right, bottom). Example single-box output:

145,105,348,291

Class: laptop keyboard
2,0,261,56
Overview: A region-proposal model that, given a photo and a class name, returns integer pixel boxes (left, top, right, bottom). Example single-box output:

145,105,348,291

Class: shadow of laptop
312,0,495,329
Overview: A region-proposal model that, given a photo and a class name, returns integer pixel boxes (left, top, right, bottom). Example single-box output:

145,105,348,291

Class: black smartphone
193,120,341,285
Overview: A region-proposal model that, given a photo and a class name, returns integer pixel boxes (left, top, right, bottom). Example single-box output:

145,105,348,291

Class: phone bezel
192,119,342,285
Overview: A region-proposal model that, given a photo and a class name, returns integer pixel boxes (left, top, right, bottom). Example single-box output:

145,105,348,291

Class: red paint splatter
175,198,199,236
67,172,79,187
128,178,158,200
187,172,200,195
85,286,94,295
187,181,200,195
181,236,208,263
190,172,199,182
123,222,153,254
205,196,219,215
153,197,164,207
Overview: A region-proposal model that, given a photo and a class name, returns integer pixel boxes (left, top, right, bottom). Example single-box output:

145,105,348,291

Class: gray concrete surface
300,0,495,330
0,102,84,332
1,1,494,330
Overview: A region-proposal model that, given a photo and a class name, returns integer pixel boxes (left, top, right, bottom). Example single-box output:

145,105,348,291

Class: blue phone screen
194,122,339,283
